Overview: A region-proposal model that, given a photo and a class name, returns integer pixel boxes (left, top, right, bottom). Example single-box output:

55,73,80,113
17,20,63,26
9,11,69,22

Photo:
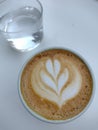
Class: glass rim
18,47,95,124
0,0,43,34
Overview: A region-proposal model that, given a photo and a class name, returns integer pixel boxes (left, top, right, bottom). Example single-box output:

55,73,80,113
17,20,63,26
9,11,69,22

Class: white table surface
0,0,98,129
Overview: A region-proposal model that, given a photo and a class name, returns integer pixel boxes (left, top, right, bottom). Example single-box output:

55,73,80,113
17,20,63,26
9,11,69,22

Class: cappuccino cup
18,48,95,123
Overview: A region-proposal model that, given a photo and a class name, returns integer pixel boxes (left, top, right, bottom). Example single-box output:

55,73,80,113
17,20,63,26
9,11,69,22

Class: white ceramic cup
18,48,95,123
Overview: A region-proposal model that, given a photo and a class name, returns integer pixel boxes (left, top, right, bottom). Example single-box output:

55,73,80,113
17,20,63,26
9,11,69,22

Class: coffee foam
20,49,93,120
31,58,82,107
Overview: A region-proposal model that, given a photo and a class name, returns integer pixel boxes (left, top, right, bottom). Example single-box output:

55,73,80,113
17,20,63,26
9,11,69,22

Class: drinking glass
0,0,43,52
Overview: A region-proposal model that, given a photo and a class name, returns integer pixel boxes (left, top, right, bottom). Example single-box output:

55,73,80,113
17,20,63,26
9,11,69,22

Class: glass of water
0,0,43,52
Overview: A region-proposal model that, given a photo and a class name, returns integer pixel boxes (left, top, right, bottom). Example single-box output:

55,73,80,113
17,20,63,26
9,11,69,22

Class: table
0,0,98,129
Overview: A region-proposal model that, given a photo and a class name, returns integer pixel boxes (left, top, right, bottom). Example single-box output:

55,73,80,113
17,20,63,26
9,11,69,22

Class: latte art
31,59,82,107
20,49,93,121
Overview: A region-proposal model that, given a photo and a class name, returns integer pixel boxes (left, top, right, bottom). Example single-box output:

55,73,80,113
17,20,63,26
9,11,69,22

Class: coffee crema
20,49,93,120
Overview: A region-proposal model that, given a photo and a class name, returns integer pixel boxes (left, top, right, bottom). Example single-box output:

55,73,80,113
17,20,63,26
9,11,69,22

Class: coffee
20,49,93,121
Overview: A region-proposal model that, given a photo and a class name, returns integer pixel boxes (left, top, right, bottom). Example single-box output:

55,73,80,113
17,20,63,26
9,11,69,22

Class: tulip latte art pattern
20,49,93,120
32,59,82,107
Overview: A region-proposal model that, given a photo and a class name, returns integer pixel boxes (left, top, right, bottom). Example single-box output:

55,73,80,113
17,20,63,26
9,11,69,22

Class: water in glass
0,6,43,51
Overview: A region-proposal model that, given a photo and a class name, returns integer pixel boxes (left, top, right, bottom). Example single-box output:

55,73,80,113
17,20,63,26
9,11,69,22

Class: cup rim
0,0,43,34
18,47,95,124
